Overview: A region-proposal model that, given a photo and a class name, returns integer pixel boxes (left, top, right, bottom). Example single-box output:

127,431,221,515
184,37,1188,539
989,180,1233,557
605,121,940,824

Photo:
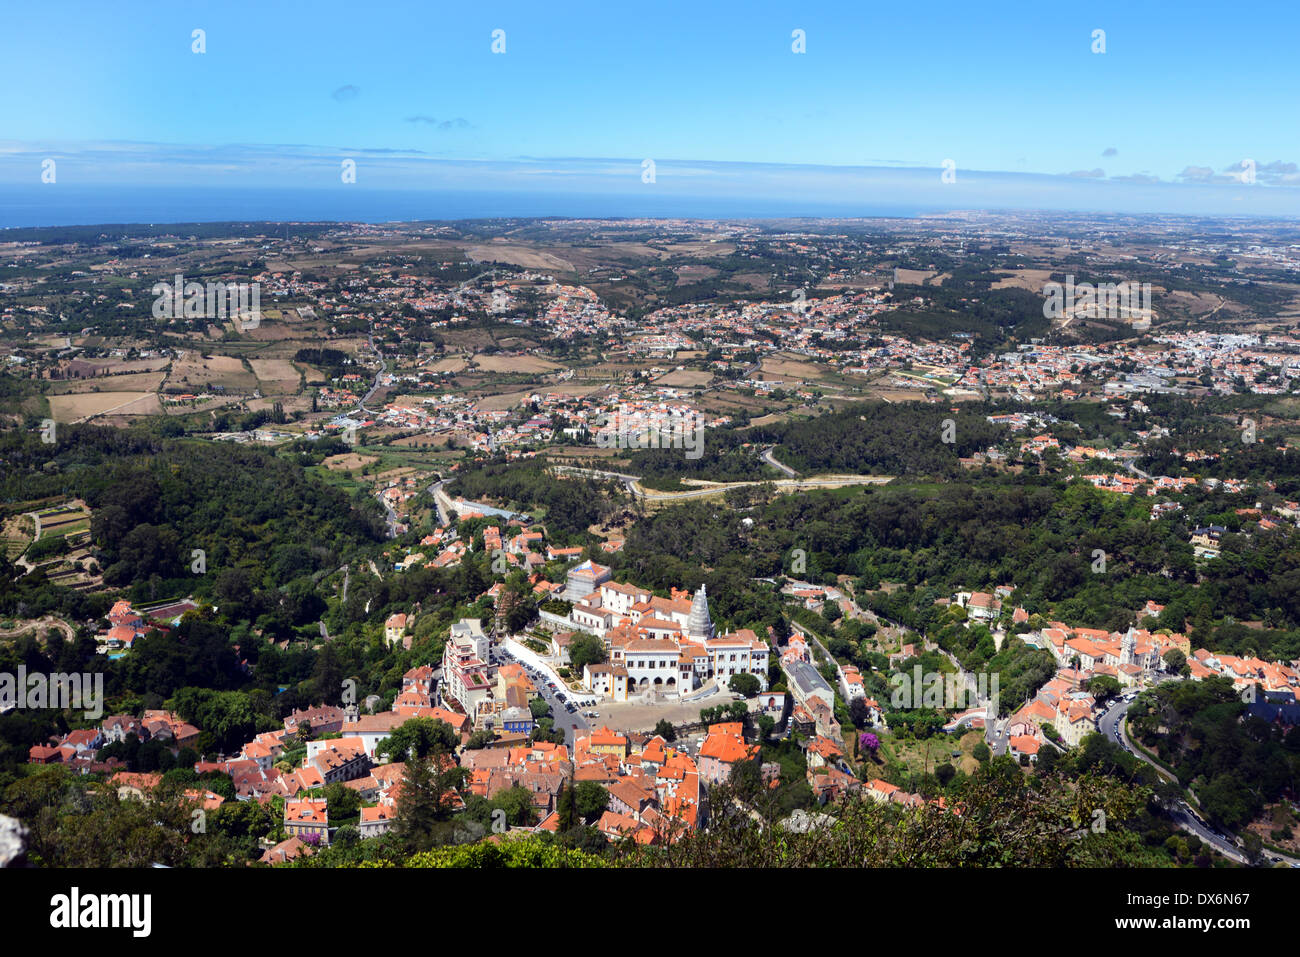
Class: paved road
492,643,591,749
1124,460,1154,481
760,445,798,478
353,332,386,417
1096,693,1292,866
427,479,452,527
377,493,401,539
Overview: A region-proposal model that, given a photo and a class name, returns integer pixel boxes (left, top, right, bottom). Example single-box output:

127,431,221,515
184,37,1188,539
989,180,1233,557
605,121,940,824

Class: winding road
550,464,892,504
1098,692,1294,866
760,445,798,478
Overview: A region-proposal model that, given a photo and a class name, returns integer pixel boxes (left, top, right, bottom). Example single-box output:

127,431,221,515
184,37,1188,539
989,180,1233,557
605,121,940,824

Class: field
47,391,161,421
323,453,379,471
536,383,607,399
424,356,469,374
34,502,91,540
992,268,1055,292
165,352,259,392
0,513,34,559
246,395,313,414
46,371,166,394
652,369,714,388
391,433,457,448
296,363,328,384
463,243,576,272
474,389,540,411
249,358,303,394
101,358,170,373
471,353,562,374
760,356,829,380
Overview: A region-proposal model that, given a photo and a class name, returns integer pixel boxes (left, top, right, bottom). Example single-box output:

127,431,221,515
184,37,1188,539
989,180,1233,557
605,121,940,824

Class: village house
283,797,330,844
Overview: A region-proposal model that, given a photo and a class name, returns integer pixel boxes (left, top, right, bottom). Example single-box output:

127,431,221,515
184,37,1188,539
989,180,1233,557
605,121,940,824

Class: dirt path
0,616,77,642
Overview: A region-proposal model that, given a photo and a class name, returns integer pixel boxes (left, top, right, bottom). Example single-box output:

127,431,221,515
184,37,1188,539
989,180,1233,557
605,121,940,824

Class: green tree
376,718,458,762
569,635,608,674
574,782,609,821
729,673,761,698
1088,674,1122,704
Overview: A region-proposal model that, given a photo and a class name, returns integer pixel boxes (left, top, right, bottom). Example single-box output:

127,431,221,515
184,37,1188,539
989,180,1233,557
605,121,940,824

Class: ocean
0,185,935,229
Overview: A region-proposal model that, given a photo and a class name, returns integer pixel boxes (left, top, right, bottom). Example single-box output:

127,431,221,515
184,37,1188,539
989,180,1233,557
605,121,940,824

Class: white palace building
555,564,770,702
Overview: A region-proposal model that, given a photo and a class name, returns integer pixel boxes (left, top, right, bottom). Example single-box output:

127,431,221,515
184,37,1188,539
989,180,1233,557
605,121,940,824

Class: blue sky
2,0,1298,218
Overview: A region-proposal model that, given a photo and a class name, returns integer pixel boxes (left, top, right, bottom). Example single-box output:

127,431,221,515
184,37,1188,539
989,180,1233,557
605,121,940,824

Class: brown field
536,383,607,399
894,268,939,285
464,244,575,272
425,356,469,374
232,320,301,341
166,396,243,415
760,356,827,379
471,353,562,374
696,392,783,415
545,445,627,460
652,369,713,387
437,329,505,352
249,358,302,393
474,389,536,411
48,392,160,422
323,453,379,471
297,363,328,384
1162,288,1236,317
992,268,1056,292
391,433,456,448
166,353,258,392
47,371,166,394
674,265,719,281
246,395,313,414
102,358,171,374
747,412,797,427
